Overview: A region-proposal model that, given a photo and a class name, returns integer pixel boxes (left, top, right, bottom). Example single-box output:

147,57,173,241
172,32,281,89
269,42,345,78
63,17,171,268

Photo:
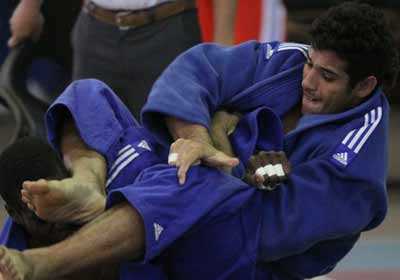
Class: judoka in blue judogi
1,79,285,279
142,40,390,278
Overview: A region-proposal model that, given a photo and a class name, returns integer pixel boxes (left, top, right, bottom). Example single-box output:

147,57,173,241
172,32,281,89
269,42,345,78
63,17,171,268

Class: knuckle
249,155,257,164
258,150,268,156
170,142,177,150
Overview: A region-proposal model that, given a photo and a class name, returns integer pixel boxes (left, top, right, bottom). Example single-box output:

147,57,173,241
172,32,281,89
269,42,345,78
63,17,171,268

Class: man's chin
301,104,316,115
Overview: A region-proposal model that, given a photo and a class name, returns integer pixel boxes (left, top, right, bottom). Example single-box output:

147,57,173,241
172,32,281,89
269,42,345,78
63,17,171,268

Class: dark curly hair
310,1,399,90
0,137,70,210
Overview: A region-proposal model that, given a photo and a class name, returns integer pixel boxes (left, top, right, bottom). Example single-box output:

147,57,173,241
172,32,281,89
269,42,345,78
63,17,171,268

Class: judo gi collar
286,87,387,139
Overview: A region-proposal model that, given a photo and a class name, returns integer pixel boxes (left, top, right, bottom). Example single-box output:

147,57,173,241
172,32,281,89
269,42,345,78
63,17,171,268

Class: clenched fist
244,151,291,191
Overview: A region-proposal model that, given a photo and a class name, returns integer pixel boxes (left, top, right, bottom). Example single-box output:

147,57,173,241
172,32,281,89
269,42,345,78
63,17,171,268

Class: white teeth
303,92,319,102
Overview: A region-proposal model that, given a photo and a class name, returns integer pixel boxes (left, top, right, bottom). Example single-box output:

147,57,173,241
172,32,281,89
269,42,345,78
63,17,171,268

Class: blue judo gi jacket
1,79,287,279
142,41,389,278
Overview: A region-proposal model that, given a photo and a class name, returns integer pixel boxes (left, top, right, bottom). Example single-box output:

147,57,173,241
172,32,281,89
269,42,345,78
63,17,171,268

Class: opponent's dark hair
0,137,70,210
310,1,399,90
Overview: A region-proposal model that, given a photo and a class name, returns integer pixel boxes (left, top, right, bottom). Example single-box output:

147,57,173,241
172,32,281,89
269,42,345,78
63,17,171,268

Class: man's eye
322,71,335,81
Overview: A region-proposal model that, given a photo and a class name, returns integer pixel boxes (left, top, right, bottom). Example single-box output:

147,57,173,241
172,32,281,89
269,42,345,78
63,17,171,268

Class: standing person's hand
8,0,44,48
244,151,291,191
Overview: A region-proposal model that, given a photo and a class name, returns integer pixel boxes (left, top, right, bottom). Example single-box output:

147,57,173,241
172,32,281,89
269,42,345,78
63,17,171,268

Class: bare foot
0,246,34,280
21,178,105,224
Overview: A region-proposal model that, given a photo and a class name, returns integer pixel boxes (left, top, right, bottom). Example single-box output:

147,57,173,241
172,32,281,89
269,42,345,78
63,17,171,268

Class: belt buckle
115,11,133,30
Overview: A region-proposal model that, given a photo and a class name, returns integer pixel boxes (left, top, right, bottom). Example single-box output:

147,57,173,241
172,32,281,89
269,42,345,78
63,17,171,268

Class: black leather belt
84,0,196,29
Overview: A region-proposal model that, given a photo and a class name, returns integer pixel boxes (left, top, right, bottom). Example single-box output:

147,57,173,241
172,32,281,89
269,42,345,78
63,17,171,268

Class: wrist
166,116,213,144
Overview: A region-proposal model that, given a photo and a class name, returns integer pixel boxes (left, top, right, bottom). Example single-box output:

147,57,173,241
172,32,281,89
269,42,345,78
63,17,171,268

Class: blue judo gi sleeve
45,79,168,280
142,41,307,146
46,78,140,157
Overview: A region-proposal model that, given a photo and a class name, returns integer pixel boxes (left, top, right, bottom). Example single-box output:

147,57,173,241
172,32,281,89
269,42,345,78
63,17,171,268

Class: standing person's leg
37,0,81,75
72,8,201,119
121,9,202,117
71,9,138,117
71,11,128,110
0,202,145,280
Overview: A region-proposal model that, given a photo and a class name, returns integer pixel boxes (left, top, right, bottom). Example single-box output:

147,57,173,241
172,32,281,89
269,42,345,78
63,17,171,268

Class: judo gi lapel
284,88,388,153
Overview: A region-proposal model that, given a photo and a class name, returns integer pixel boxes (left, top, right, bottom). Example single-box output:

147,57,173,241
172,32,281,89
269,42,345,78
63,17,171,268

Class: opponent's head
301,1,399,114
0,137,74,241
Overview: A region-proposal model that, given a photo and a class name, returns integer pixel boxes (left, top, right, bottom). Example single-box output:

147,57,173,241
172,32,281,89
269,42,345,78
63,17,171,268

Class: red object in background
196,0,286,43
196,0,262,43
234,0,261,43
196,0,214,42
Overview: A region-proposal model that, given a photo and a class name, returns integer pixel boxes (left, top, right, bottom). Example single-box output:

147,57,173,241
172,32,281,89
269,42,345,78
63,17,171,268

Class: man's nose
302,68,317,91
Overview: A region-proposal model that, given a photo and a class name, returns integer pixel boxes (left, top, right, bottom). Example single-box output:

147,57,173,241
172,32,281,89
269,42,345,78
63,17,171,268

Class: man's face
9,204,54,236
301,48,358,114
7,204,76,243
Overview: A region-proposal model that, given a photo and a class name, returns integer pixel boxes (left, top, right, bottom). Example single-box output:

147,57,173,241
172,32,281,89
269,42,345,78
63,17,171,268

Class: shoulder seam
276,42,309,58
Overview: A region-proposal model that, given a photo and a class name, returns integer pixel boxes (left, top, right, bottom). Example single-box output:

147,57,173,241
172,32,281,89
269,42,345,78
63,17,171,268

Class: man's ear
352,76,378,99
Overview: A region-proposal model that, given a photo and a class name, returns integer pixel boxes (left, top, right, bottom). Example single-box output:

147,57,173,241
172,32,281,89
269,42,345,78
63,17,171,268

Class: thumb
205,151,240,168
